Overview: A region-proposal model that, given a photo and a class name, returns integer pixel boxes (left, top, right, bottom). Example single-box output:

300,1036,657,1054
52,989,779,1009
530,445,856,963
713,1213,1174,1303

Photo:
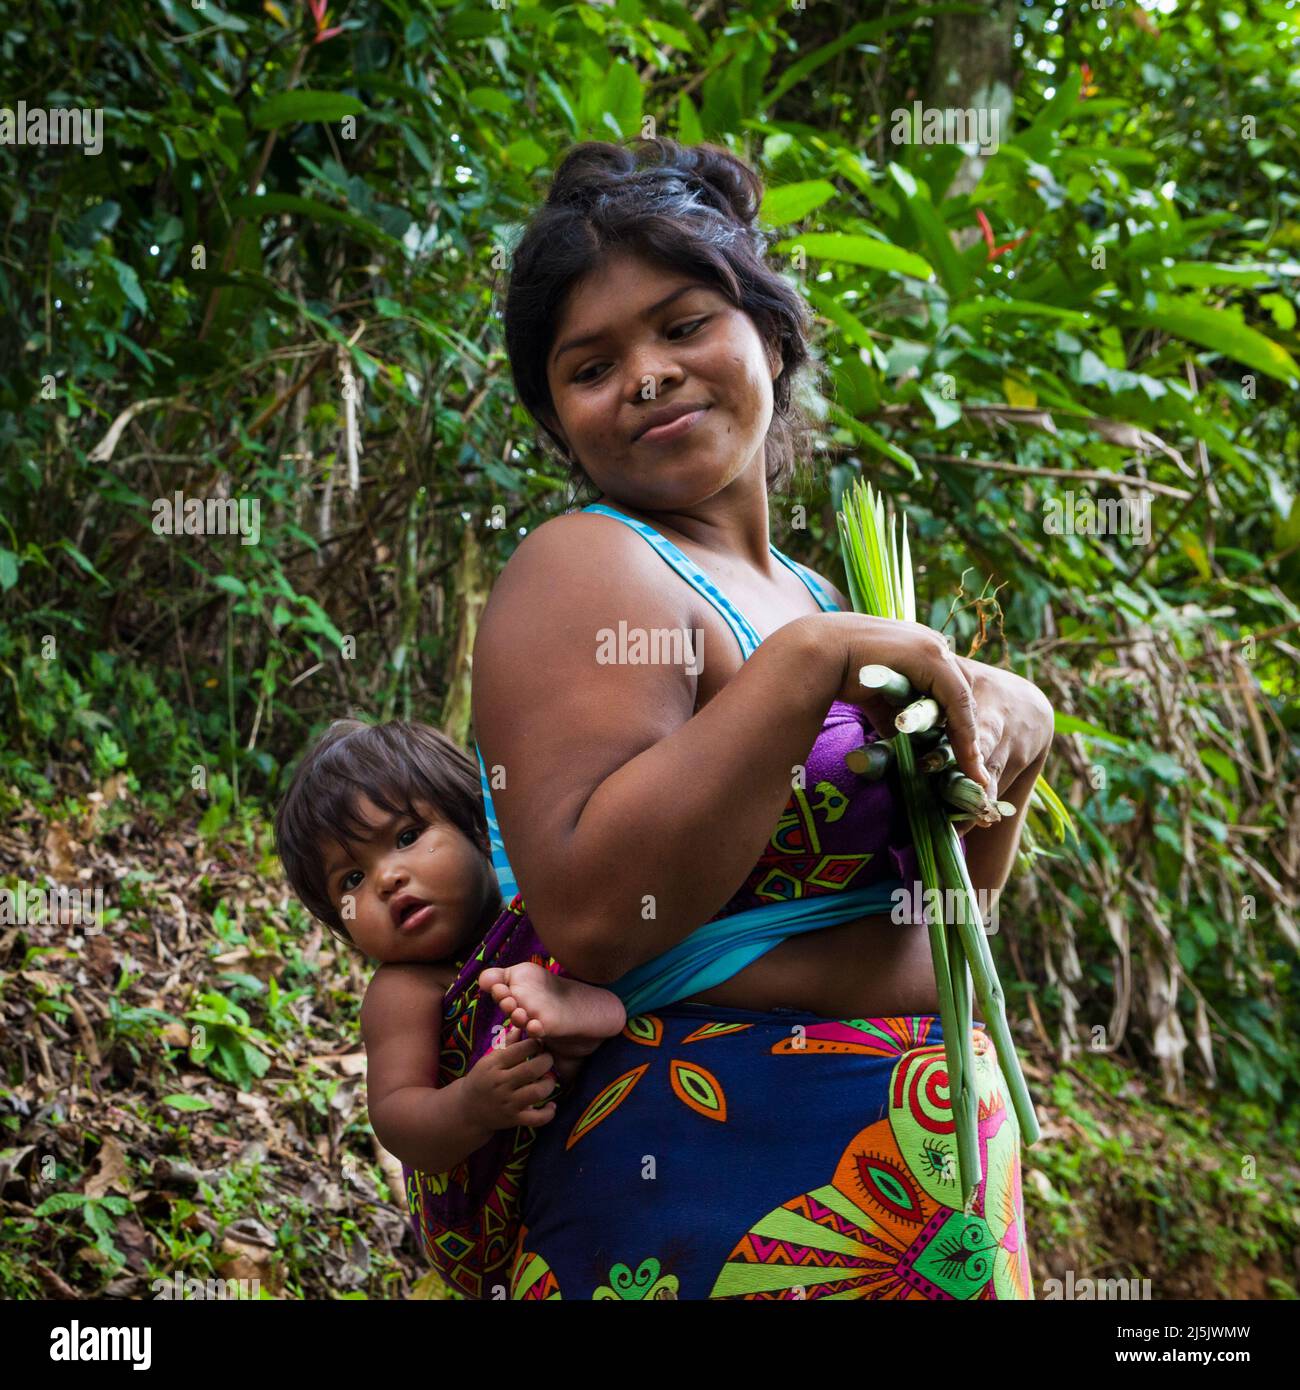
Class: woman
471,138,1055,1300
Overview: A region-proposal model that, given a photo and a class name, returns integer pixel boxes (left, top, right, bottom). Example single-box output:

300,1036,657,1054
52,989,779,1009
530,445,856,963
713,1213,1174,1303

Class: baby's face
318,795,495,964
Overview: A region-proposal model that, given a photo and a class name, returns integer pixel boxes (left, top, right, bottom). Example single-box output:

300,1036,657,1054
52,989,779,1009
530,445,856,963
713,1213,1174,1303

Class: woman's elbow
528,902,622,985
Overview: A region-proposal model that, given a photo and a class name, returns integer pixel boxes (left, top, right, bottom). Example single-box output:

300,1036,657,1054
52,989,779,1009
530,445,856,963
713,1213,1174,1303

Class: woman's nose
627,357,683,401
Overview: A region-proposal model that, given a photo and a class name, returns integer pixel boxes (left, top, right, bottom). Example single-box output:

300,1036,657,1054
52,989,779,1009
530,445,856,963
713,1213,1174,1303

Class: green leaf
644,20,693,52
53,539,110,588
1260,292,1297,331
503,137,547,173
761,180,837,226
887,164,967,293
805,285,880,351
539,72,578,135
84,1201,116,1238
249,91,366,131
1124,295,1299,383
34,1192,88,1215
1054,713,1131,746
1016,69,1082,156
1164,262,1278,288
920,385,962,430
949,298,1095,329
241,1041,272,1078
601,60,642,139
211,574,247,597
1145,752,1187,784
467,87,515,116
773,231,933,281
1201,745,1240,789
108,257,148,313
827,403,920,479
0,547,18,591
227,195,402,249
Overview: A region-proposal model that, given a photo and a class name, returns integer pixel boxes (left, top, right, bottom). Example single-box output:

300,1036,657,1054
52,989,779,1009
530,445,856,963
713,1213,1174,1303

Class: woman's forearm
545,616,841,983
960,742,1051,912
370,1079,496,1174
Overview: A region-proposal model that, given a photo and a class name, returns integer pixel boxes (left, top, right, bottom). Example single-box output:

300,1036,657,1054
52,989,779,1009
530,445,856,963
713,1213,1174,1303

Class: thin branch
912,452,1194,500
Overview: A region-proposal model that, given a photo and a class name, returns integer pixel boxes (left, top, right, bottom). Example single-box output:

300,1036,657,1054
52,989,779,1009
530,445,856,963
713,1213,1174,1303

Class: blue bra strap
477,744,518,902
771,548,841,613
581,502,764,659
607,879,908,1017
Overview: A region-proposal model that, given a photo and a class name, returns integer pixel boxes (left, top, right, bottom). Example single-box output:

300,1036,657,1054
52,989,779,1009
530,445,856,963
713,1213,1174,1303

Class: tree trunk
926,0,1018,204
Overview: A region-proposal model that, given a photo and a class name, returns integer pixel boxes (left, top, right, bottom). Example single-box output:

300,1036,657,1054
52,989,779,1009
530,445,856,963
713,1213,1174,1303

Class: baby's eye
341,869,362,892
397,826,422,848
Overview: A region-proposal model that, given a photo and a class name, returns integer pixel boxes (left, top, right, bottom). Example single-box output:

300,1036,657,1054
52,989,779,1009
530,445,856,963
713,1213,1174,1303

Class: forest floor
1,778,1296,1301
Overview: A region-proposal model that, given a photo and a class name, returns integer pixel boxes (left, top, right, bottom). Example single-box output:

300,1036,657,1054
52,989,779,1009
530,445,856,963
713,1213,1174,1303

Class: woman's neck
590,490,777,575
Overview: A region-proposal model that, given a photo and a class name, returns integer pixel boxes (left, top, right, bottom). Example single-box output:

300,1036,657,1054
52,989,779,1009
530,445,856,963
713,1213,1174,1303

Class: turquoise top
477,501,904,1015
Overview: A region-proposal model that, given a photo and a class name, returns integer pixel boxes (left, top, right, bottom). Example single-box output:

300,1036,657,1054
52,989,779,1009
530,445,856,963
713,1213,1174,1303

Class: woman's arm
471,514,847,984
949,657,1055,906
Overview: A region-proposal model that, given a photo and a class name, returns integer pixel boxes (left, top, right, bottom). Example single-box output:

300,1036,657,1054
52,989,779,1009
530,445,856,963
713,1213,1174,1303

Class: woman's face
542,251,782,511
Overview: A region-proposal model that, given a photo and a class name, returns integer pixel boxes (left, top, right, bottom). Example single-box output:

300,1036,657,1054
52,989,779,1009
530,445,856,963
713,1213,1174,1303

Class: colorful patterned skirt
510,1003,1033,1300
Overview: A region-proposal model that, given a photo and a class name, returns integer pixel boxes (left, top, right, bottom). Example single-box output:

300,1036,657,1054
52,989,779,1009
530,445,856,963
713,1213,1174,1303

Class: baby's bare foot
481,966,544,1042
482,962,626,1059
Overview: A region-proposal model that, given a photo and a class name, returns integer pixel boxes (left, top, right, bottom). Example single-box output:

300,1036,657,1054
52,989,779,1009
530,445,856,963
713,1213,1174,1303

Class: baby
273,718,627,1176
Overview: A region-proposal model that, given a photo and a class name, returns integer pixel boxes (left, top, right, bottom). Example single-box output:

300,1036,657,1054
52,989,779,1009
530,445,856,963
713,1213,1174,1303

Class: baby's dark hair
501,136,818,506
274,718,492,944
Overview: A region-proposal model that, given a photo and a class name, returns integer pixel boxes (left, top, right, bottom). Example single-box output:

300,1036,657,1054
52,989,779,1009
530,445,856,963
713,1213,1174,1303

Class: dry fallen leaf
43,822,80,879
84,1136,131,1199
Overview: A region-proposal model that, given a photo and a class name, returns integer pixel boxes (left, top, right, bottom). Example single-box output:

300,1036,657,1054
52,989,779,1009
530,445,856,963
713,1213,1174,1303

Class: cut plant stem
995,799,1017,818
895,697,942,734
857,664,914,705
844,742,893,780
936,768,990,815
926,796,1042,1146
910,726,947,754
945,911,979,1214
920,740,957,774
891,733,982,1203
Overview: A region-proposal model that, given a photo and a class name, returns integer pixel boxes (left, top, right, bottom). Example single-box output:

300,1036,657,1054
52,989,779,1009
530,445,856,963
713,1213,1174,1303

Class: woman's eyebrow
550,283,709,366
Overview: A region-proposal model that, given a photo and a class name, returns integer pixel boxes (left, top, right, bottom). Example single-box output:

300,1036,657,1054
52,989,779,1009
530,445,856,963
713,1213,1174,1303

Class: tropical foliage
1,0,1297,1296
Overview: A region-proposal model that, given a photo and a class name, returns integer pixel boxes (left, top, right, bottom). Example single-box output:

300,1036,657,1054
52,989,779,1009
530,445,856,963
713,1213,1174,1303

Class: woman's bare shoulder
826,576,850,611
791,559,849,613
480,508,689,626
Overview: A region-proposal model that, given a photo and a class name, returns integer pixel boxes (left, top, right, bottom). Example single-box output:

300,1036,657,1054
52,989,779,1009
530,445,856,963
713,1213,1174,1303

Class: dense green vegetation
1,0,1296,1297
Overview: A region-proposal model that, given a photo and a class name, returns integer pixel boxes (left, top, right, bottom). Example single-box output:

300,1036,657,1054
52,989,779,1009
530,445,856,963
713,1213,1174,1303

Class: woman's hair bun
546,137,762,233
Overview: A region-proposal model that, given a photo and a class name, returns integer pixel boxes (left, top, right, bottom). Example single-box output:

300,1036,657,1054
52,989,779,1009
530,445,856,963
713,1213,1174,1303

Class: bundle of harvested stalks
837,477,1043,1208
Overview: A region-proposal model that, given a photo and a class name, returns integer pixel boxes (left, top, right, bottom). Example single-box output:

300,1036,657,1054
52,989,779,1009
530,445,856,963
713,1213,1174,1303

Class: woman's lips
636,407,709,444
398,903,436,932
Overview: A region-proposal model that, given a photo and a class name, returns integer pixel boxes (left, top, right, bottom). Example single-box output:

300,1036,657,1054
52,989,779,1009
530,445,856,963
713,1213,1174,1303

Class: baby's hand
462,1024,560,1131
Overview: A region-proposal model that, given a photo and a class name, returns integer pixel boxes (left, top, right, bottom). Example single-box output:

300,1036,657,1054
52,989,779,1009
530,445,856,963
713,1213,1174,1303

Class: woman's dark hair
273,719,494,944
503,137,819,503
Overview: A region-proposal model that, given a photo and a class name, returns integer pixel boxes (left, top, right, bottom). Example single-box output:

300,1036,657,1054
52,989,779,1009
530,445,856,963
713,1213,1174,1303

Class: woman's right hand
462,1025,560,1131
800,611,990,793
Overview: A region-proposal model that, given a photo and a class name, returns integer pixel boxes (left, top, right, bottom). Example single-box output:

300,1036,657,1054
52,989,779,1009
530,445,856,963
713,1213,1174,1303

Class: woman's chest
688,572,826,713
